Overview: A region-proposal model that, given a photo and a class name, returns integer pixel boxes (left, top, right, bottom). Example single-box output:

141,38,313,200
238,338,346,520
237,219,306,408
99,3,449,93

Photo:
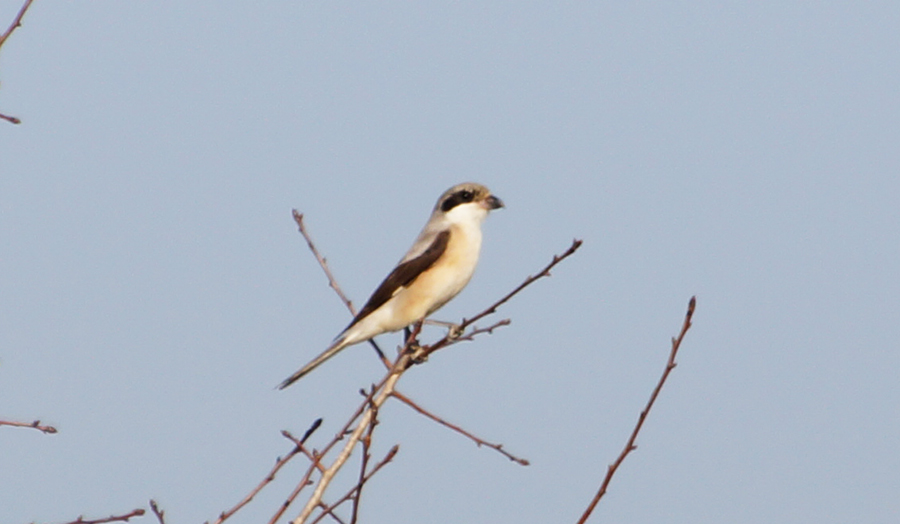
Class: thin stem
149,500,166,524
0,0,36,126
0,0,34,48
0,419,58,434
291,369,406,524
576,296,696,524
292,210,389,365
58,508,145,524
310,446,399,524
349,389,378,524
213,419,322,524
422,239,582,359
392,390,529,466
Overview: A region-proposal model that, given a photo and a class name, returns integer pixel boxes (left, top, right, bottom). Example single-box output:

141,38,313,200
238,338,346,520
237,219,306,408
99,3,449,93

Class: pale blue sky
2,2,898,523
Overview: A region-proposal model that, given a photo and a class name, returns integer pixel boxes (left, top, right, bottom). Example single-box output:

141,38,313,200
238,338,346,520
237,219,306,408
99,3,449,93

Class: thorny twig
575,296,697,524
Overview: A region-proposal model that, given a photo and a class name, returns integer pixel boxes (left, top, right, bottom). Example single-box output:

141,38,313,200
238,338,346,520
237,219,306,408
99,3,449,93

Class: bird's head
435,182,504,225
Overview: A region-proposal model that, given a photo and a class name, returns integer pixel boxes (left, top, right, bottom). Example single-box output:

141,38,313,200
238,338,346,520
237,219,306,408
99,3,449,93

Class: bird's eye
440,188,478,212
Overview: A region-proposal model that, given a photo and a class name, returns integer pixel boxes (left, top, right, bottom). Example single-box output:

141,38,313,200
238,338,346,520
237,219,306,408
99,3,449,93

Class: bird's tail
278,335,349,390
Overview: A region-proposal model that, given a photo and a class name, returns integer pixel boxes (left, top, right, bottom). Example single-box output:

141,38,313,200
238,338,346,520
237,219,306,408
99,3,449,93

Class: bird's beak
485,195,504,210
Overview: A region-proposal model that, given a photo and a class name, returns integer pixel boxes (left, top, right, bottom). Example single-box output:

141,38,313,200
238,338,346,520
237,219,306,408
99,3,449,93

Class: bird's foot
425,319,464,340
447,323,463,340
402,326,425,360
410,345,429,364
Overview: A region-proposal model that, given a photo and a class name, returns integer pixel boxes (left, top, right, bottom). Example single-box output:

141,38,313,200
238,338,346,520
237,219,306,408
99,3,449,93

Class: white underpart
337,200,489,348
401,200,488,261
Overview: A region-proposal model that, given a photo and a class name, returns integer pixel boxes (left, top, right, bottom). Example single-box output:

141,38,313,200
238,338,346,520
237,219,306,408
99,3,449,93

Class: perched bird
279,182,503,389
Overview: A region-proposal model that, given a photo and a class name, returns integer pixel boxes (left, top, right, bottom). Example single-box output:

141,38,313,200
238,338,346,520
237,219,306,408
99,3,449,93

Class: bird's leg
405,320,430,364
424,319,464,340
403,326,418,348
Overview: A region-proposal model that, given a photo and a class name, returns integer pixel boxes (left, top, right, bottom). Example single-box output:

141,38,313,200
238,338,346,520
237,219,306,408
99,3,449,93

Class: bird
278,182,504,389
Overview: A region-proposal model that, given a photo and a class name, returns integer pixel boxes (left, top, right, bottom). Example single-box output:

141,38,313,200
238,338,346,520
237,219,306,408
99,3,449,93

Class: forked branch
213,419,323,524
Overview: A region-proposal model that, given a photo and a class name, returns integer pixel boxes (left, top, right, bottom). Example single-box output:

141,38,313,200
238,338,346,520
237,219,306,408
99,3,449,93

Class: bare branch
284,214,584,523
305,388,395,524
291,361,410,524
420,239,583,360
149,500,165,524
292,210,356,314
0,112,21,124
0,0,33,48
0,0,37,125
392,390,529,466
212,419,323,524
299,418,324,444
350,388,378,524
269,376,393,524
312,503,346,524
292,209,389,365
461,238,582,330
58,508,145,524
281,420,329,475
435,318,511,352
454,318,510,340
310,446,399,524
281,430,327,474
576,296,697,524
267,459,317,524
0,418,57,434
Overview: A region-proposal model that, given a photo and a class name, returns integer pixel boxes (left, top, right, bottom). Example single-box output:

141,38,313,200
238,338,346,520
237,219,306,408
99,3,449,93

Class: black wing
345,230,450,330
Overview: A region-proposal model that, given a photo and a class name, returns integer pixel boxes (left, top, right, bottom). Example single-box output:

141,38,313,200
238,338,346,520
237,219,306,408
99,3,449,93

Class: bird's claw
409,344,429,364
447,323,463,340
